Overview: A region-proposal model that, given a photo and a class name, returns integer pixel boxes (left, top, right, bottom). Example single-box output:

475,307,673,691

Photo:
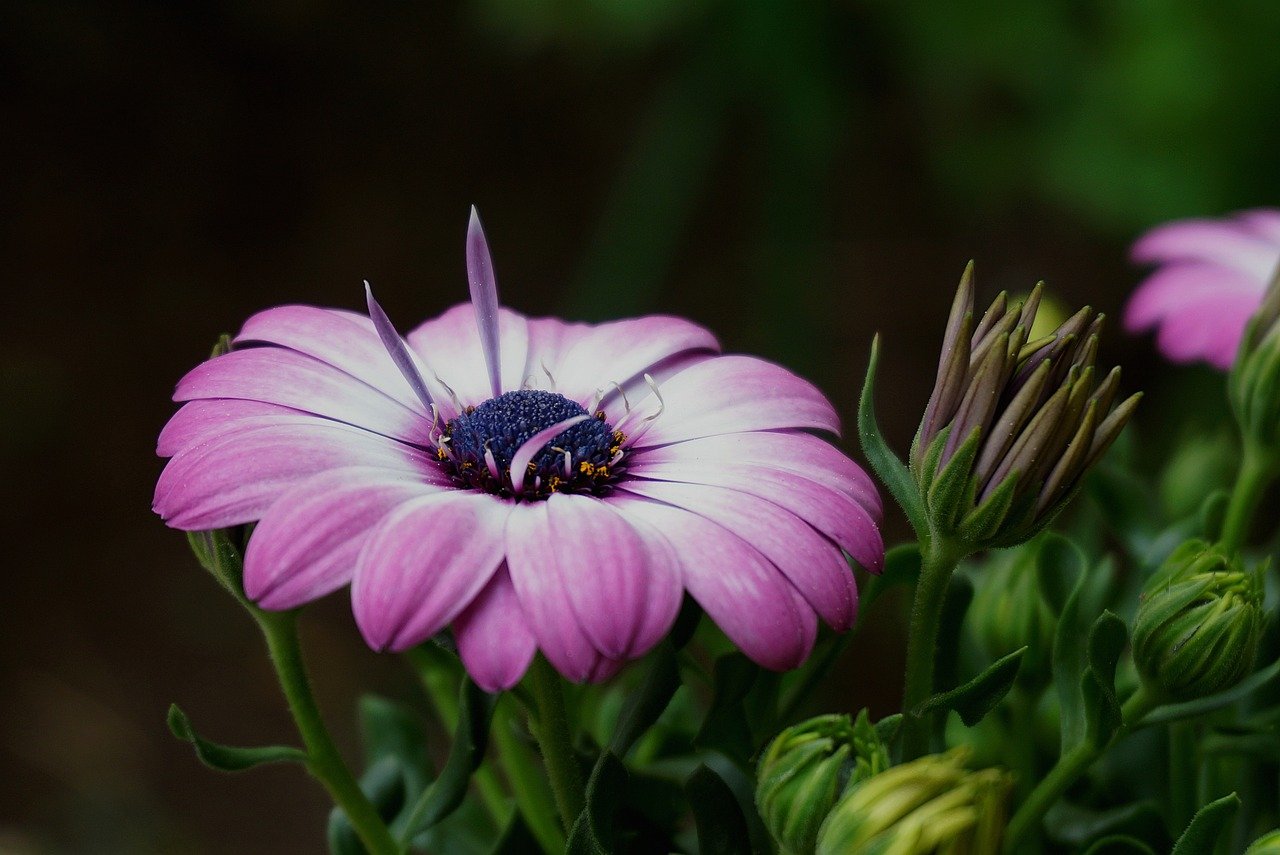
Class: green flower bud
1230,272,1280,458
913,264,1140,551
1246,828,1280,854
756,711,891,855
815,748,1012,855
1132,540,1265,702
968,544,1055,686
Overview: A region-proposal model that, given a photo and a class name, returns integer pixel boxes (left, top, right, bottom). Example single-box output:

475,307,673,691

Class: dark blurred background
3,1,1279,851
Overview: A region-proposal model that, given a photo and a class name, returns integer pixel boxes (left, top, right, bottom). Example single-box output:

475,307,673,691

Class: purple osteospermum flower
1126,208,1280,370
154,209,884,691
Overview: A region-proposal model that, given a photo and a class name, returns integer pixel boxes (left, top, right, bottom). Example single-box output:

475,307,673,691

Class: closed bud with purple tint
911,264,1141,550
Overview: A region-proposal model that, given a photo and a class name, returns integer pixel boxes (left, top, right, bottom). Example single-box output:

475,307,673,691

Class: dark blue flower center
442,390,625,499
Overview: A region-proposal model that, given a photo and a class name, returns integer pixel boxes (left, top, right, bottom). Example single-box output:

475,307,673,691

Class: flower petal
352,491,511,652
235,305,424,410
608,494,817,671
629,430,881,519
622,464,883,573
154,421,439,530
624,355,841,447
453,567,538,692
553,316,720,406
1131,218,1280,279
406,303,531,406
618,480,857,631
245,467,434,609
158,399,306,457
467,207,505,400
175,348,427,443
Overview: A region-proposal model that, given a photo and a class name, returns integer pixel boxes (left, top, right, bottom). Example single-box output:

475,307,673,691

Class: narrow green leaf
1037,532,1086,616
926,426,982,529
609,642,680,757
695,653,761,763
1171,793,1240,855
1143,657,1280,726
357,694,430,774
862,544,922,612
167,703,307,772
397,678,498,840
686,764,753,855
566,752,628,855
1082,835,1157,855
933,574,975,701
1049,539,1091,752
185,528,250,602
916,647,1026,727
1083,611,1127,748
859,335,929,539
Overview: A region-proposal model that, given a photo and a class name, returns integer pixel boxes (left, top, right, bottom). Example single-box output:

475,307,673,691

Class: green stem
1003,687,1159,854
1219,442,1277,554
900,536,963,760
256,611,400,855
1168,722,1198,835
526,656,585,830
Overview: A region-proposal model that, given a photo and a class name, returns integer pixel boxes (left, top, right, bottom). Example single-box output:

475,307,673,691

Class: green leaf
1046,798,1164,849
1171,793,1240,855
397,677,498,840
167,703,307,772
1083,611,1128,748
566,752,628,855
695,653,763,763
916,647,1026,727
489,811,540,854
1198,489,1231,540
858,335,928,539
1082,835,1157,855
933,574,976,701
1037,532,1086,616
1049,537,1091,752
357,694,430,775
873,713,903,745
609,642,680,757
957,471,1018,544
686,764,753,855
185,528,249,602
1143,657,1280,727
1201,730,1280,762
926,426,982,530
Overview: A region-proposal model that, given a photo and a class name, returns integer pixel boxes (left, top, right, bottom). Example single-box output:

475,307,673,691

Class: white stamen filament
483,443,501,480
610,381,631,413
642,373,664,422
541,360,556,388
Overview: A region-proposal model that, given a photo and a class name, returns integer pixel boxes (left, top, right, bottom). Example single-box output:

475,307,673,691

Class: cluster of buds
1229,270,1280,459
1133,540,1265,702
756,711,891,855
814,748,1012,854
912,264,1140,550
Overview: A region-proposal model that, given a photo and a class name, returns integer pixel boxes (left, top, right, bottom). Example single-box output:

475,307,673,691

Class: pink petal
352,491,511,651
622,464,884,573
629,430,881,519
245,468,434,609
623,355,841,447
524,317,592,387
608,494,817,671
1131,219,1280,279
1125,263,1264,332
453,567,538,691
1239,208,1280,244
1155,290,1259,369
618,480,857,631
153,421,439,530
158,399,307,457
406,303,531,407
175,348,427,443
503,501,617,681
553,316,720,406
235,305,425,411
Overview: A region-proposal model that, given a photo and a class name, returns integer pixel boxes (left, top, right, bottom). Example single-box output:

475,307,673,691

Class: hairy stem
526,656,585,830
900,536,963,760
256,611,400,855
1219,442,1277,554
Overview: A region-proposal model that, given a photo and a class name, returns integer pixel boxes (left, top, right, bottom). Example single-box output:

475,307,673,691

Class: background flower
1126,209,1280,369
155,214,884,691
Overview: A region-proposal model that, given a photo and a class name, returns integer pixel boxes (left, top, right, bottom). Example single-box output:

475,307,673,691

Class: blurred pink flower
1126,209,1280,370
154,209,883,691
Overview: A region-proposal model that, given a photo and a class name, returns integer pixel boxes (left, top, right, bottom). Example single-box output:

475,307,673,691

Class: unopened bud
1230,271,1280,458
1133,540,1265,702
756,711,891,855
913,264,1140,550
815,748,1012,855
1246,828,1280,854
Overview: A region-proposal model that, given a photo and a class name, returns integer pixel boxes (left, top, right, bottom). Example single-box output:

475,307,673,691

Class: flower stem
1219,442,1277,554
900,536,963,760
1003,687,1160,853
526,655,585,831
256,610,400,855
492,698,566,853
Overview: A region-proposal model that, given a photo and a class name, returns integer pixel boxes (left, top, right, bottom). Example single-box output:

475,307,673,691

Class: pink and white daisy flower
154,210,884,691
1126,208,1280,370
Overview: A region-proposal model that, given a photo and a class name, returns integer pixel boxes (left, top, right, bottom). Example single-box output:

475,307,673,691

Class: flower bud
815,748,1012,855
1132,540,1265,702
1246,828,1280,854
1230,271,1280,457
756,711,891,855
913,264,1141,550
968,544,1055,686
